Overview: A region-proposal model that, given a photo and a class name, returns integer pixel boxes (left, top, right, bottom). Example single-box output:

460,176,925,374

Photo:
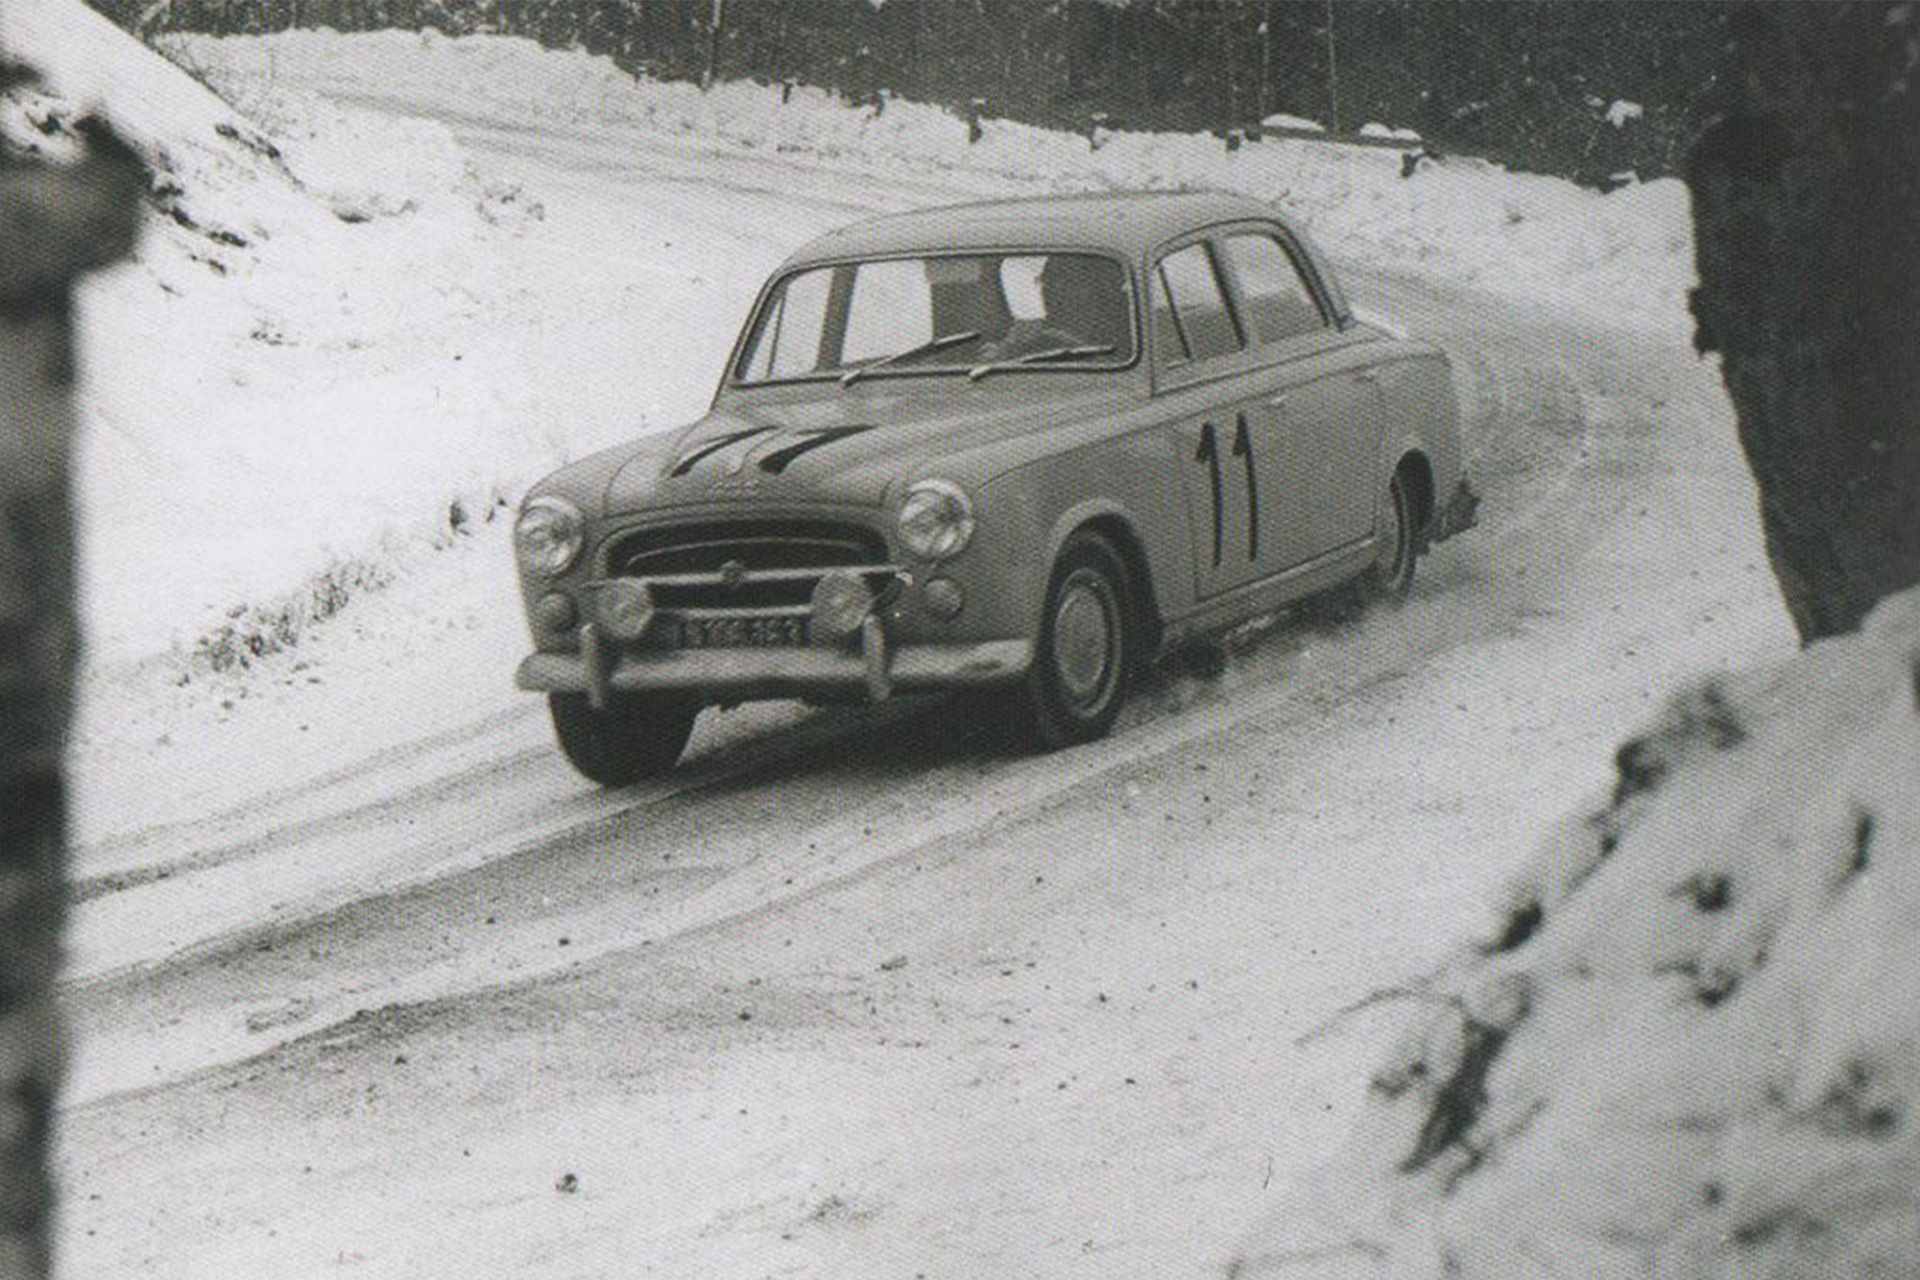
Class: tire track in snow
70,703,541,903
63,328,1616,1108
61,73,1694,1112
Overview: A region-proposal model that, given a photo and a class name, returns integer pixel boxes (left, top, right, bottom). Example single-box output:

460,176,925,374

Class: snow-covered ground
20,9,1855,1280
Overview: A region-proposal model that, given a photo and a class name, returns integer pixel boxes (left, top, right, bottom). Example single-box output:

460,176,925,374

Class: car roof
782,190,1302,267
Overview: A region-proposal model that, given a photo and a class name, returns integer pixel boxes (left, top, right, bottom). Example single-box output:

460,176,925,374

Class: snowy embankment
174,27,1696,333
22,12,1691,678
3,1,549,673
1232,587,1920,1279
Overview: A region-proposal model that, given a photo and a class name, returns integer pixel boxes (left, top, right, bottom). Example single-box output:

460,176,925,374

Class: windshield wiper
839,330,982,387
967,343,1116,382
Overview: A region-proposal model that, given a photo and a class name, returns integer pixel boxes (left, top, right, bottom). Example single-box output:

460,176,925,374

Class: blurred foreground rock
1687,3,1920,640
1231,587,1920,1278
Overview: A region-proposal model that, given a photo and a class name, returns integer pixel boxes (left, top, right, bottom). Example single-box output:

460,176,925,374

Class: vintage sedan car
513,190,1476,785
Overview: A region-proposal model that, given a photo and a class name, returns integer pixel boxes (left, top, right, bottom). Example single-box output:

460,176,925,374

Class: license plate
674,615,808,649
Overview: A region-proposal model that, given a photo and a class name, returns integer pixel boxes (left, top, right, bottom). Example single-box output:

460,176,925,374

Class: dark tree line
96,0,1739,186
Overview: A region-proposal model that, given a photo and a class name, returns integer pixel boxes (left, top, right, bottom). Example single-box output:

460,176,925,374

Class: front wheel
549,692,698,786
1007,531,1133,751
1364,472,1417,600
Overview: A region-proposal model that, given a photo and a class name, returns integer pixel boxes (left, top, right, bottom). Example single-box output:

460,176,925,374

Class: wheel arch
1393,449,1436,543
1044,502,1164,662
1371,348,1464,547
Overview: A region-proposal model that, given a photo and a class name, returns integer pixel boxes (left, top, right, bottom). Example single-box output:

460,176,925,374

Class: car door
1213,227,1377,570
1149,238,1269,600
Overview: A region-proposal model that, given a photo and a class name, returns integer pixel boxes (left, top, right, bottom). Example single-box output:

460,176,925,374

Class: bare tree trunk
1323,0,1340,135
0,104,144,1280
1687,2,1920,641
701,0,722,89
1257,2,1273,125
1217,1,1237,135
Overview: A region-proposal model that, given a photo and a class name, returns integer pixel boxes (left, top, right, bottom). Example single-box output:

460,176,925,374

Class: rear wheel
1364,471,1417,600
549,692,698,786
1008,531,1133,751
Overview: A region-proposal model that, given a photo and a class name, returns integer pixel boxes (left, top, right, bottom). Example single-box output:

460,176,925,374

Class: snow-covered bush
1232,587,1920,1278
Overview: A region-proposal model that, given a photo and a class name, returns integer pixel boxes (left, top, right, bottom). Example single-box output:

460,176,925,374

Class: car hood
600,379,1119,515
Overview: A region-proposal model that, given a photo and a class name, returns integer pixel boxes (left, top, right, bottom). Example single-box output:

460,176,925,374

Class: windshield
733,252,1135,383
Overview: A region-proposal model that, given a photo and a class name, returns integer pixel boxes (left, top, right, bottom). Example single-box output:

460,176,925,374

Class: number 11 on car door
1184,411,1265,598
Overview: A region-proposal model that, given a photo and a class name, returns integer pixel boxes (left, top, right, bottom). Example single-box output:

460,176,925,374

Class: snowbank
1231,587,1920,1278
1263,113,1329,134
2,1,549,670
168,28,1697,331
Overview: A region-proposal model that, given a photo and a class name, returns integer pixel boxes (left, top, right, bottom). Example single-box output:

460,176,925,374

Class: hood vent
757,425,876,474
670,426,777,477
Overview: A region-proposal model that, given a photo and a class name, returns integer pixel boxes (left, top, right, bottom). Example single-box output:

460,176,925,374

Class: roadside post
0,44,144,1280
1085,110,1110,151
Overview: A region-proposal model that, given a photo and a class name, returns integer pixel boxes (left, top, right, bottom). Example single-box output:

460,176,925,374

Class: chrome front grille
604,520,893,609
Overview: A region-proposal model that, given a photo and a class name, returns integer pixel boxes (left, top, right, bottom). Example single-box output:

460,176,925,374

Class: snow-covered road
57,55,1794,1280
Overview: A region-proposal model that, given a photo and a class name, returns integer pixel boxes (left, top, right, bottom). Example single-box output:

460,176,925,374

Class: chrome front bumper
517,620,1032,709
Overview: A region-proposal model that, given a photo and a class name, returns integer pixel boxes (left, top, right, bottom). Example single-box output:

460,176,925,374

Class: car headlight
896,480,975,561
515,496,585,576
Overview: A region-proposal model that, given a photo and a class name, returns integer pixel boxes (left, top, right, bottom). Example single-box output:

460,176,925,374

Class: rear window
1220,233,1326,345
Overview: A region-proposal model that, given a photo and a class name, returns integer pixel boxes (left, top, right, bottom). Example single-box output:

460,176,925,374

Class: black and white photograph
3,1,1916,1276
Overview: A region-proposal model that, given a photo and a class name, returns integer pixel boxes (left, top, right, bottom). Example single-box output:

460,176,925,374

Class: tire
1364,471,1417,600
1009,531,1133,751
548,692,698,786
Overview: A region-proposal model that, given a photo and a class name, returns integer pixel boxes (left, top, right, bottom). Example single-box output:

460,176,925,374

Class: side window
842,259,934,364
1154,242,1242,364
1221,233,1326,346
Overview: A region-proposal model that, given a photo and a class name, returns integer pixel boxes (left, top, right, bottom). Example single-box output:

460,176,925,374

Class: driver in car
978,255,1128,361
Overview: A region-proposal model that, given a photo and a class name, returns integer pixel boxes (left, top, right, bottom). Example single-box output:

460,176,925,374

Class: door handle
1353,371,1381,385
1266,395,1289,409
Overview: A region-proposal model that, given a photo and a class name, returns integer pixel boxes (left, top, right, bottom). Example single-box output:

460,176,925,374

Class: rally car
513,190,1476,784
